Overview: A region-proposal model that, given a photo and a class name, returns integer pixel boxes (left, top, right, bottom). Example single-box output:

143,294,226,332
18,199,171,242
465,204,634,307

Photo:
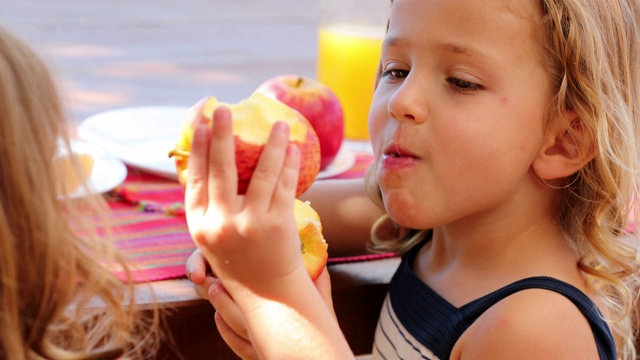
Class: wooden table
138,257,400,359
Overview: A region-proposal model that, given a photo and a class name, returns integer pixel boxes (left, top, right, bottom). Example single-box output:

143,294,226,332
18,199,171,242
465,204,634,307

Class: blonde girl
365,0,640,358
185,0,640,358
0,26,160,359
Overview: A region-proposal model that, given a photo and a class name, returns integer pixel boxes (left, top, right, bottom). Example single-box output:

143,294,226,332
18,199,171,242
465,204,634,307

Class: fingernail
273,121,289,133
208,281,221,298
194,123,207,136
287,143,300,157
194,124,207,140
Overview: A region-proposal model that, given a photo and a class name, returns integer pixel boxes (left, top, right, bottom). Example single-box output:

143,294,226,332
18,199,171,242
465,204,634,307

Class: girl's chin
383,197,417,227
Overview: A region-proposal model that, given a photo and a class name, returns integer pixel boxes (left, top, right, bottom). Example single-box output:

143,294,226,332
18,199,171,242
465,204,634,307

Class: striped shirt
372,244,616,359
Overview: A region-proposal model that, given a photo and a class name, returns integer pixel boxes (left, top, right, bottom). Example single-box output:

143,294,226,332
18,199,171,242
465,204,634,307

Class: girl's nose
387,78,427,124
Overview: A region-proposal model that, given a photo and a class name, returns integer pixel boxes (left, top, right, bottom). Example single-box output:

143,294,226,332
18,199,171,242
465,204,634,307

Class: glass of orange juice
317,0,389,143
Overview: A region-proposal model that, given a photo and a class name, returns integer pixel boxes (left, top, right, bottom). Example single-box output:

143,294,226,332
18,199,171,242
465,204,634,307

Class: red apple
168,93,321,197
167,95,328,279
255,75,344,170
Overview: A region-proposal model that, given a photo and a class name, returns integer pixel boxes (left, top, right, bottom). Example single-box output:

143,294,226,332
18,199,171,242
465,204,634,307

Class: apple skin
255,75,344,170
169,93,321,197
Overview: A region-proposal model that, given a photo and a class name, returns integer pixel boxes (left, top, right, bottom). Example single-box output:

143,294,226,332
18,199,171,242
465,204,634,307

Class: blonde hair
366,0,640,358
0,26,161,359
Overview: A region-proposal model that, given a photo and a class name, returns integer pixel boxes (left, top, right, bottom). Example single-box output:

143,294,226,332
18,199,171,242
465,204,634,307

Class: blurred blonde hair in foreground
0,26,161,359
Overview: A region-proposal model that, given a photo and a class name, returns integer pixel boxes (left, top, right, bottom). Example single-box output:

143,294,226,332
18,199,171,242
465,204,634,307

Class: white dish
78,106,356,181
317,146,356,179
59,140,128,198
79,106,189,180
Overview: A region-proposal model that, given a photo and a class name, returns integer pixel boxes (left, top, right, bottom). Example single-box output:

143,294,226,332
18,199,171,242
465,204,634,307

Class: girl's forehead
386,0,543,62
388,0,540,34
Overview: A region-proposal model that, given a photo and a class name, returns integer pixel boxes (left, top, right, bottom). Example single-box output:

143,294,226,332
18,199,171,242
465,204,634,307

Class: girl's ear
532,110,595,181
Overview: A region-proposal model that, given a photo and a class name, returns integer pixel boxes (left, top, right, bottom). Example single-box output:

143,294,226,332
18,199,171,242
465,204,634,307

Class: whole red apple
168,93,321,197
255,75,344,170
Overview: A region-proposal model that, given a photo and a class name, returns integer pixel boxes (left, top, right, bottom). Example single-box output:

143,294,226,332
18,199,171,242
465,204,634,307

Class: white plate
79,106,189,180
78,106,356,181
59,140,128,198
317,146,356,179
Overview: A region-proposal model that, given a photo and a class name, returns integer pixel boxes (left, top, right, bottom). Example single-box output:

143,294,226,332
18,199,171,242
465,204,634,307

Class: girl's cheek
368,92,388,136
368,110,385,153
371,130,389,165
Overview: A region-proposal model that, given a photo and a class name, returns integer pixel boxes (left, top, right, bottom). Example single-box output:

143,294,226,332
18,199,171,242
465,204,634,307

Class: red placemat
107,152,377,282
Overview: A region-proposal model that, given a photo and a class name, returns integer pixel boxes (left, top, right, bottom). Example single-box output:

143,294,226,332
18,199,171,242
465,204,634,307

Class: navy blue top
384,242,616,359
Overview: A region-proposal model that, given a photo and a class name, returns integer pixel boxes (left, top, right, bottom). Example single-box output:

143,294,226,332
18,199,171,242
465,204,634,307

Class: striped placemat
107,152,379,282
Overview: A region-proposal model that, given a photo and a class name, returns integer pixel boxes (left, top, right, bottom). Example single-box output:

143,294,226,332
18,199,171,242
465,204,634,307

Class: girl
184,0,640,358
0,26,161,359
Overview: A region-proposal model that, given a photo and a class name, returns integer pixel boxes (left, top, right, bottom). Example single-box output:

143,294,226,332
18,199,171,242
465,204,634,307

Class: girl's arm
299,177,384,256
205,267,336,360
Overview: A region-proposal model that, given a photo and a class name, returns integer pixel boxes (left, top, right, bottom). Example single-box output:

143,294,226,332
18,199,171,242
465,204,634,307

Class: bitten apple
168,94,328,279
168,93,321,197
255,75,344,170
294,199,328,280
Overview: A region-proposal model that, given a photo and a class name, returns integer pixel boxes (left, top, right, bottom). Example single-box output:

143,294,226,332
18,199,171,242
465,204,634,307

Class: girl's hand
186,246,338,359
184,106,353,358
184,105,306,298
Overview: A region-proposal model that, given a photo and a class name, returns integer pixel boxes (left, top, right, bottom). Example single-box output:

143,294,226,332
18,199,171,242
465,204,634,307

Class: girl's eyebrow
437,43,474,57
382,36,404,49
384,37,481,58
435,42,501,66
382,37,483,55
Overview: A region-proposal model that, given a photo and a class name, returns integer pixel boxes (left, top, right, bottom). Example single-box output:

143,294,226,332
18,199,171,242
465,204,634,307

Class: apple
167,95,328,279
168,93,321,197
255,75,344,170
294,199,328,280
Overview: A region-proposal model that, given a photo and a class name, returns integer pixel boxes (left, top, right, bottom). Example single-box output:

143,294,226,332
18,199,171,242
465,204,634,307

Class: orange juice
317,24,384,141
54,152,94,196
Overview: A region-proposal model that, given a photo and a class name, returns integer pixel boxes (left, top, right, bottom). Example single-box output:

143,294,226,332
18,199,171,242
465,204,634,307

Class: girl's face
370,0,553,230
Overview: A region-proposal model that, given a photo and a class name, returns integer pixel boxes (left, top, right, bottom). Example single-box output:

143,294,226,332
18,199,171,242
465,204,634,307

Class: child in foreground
184,0,640,358
0,26,161,359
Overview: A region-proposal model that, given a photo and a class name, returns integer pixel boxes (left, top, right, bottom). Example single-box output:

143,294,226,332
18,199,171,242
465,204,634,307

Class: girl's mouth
381,143,420,169
383,140,419,157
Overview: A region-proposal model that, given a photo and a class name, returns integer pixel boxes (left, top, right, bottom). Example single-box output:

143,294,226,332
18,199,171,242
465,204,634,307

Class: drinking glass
317,0,389,143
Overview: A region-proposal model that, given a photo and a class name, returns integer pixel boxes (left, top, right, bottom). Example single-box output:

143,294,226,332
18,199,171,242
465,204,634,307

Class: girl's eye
382,69,409,79
446,77,483,92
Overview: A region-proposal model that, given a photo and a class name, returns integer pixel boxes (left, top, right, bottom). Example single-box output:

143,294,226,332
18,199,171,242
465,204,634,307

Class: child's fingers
185,249,212,285
244,121,291,208
193,275,218,299
209,280,252,344
206,106,238,212
184,121,211,228
270,143,300,213
214,312,258,360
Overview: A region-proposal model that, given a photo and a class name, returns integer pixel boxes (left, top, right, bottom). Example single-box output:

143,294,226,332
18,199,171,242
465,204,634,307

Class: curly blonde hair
366,0,640,358
0,26,161,359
